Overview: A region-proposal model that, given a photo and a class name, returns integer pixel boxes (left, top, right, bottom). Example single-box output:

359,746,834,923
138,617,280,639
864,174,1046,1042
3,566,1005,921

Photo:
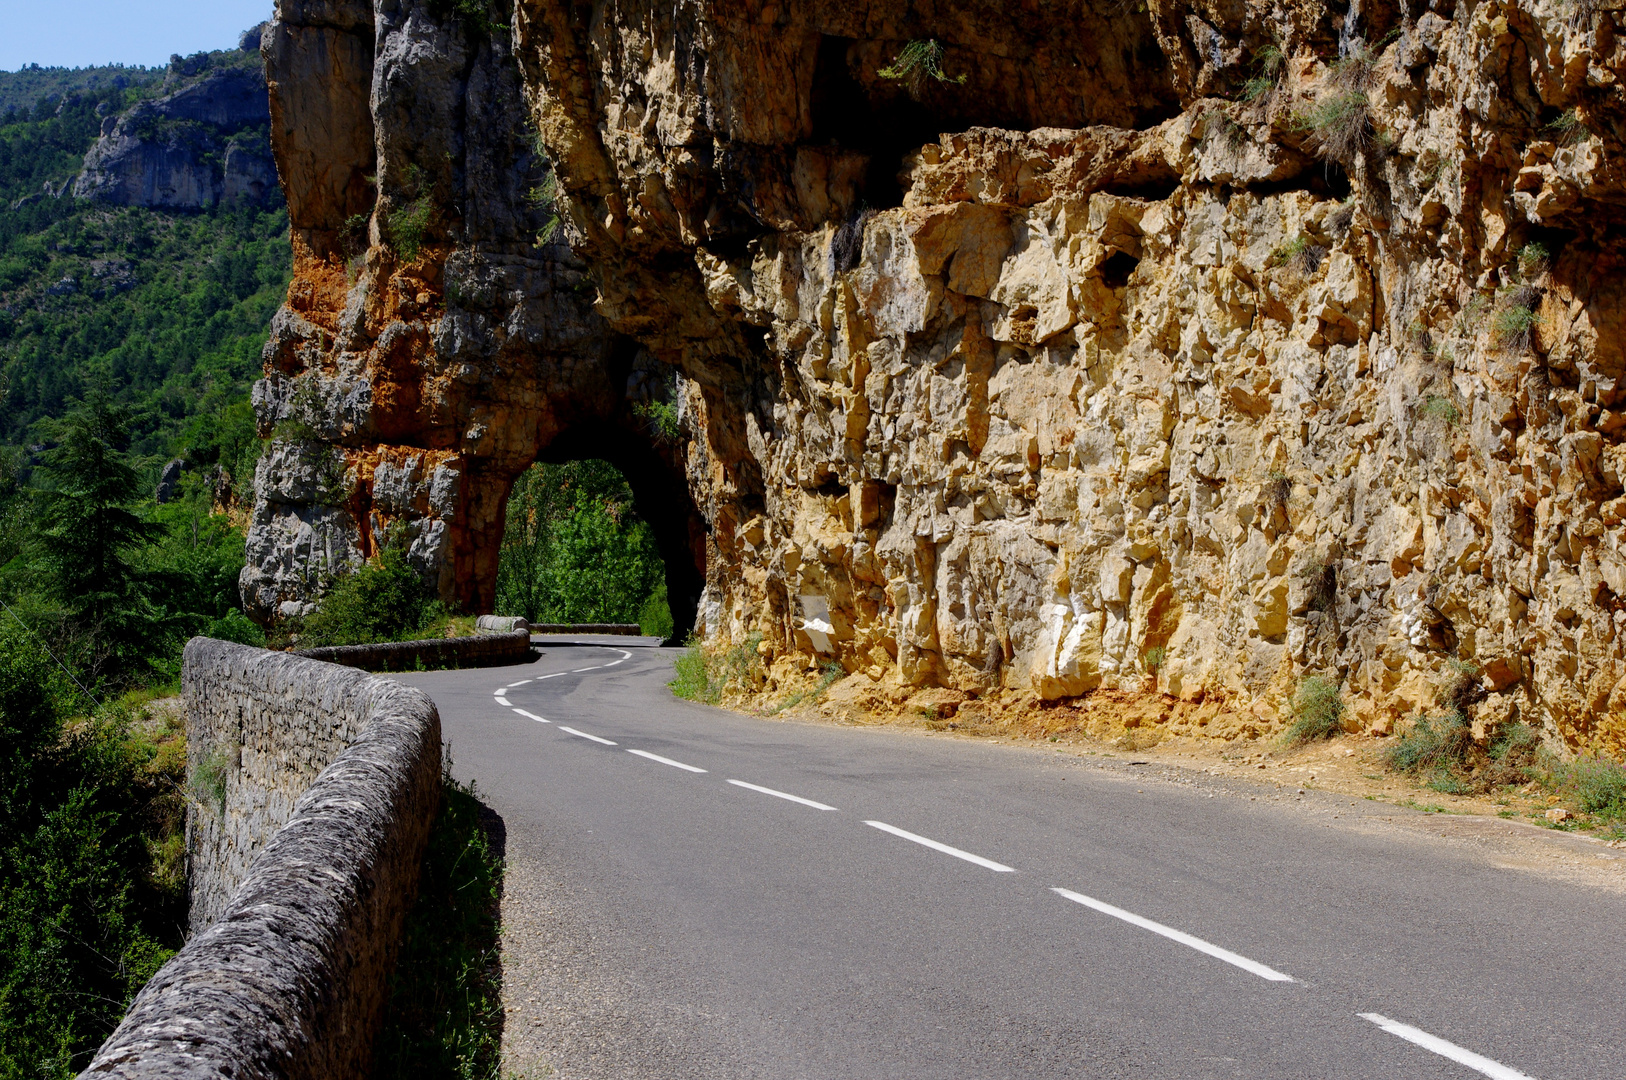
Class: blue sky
0,1,276,71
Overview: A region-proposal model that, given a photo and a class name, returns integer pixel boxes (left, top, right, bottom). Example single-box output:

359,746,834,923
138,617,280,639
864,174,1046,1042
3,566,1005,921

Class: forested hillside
0,47,284,1077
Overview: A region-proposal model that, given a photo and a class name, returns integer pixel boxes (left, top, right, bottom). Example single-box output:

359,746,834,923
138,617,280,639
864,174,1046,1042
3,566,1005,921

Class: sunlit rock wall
510,0,1626,752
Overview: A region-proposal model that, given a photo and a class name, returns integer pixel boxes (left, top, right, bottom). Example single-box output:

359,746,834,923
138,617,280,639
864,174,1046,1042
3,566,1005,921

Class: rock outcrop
73,55,279,209
252,0,1626,755
240,0,707,628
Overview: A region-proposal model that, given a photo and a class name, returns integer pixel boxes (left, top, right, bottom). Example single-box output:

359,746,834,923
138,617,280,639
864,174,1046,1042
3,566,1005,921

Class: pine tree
34,395,164,680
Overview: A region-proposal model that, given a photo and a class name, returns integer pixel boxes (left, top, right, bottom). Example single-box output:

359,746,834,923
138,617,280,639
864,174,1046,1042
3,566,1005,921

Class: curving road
393,637,1626,1080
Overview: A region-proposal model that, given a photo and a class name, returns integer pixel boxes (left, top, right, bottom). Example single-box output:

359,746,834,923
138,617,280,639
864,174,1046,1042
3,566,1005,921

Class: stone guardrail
79,637,443,1079
294,628,532,671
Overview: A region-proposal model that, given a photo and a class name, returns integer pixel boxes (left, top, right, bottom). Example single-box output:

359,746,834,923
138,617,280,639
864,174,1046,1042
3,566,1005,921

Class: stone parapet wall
79,637,442,1079
294,628,532,672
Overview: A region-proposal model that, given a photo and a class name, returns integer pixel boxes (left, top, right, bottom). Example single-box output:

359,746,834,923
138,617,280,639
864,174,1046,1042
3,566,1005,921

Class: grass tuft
1417,394,1461,426
1268,235,1327,275
1295,91,1373,165
1548,108,1590,145
1285,675,1344,743
670,631,767,704
1492,294,1541,353
1242,44,1285,101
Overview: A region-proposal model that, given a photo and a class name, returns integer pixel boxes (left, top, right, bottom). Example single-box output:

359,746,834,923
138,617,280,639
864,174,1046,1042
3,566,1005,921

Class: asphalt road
392,638,1626,1080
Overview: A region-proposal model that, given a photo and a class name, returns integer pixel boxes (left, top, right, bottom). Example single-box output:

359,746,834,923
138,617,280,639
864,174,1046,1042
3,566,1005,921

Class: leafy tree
495,460,666,625
298,544,439,647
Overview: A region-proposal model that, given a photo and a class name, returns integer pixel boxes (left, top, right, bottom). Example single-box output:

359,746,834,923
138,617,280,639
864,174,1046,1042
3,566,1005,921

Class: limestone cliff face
506,0,1626,753
256,0,1626,754
241,0,706,628
74,63,280,209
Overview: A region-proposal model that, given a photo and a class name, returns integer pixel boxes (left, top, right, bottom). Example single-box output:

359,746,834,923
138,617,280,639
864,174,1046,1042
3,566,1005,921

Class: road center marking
727,779,837,811
865,820,1015,872
559,725,617,746
1052,888,1293,982
512,709,549,723
506,679,532,688
627,748,707,773
1359,1013,1535,1080
572,666,602,673
494,696,513,707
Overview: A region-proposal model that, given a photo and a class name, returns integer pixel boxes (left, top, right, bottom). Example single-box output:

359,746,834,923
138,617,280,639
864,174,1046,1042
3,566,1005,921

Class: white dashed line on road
627,748,707,773
572,666,602,673
1052,888,1294,982
1359,1013,1535,1080
559,725,617,746
726,779,838,811
494,696,513,707
512,709,549,723
506,679,533,688
864,821,1015,872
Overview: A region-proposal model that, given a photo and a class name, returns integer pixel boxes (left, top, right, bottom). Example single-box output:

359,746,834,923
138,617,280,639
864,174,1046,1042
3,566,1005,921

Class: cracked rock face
256,0,1626,753
508,0,1626,753
241,0,706,627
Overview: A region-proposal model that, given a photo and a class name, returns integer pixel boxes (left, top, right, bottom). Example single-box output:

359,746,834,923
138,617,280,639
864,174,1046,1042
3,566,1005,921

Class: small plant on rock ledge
1417,393,1462,426
1491,297,1540,353
1201,110,1249,150
1268,235,1327,275
1142,645,1167,680
1265,469,1291,508
1548,107,1591,146
1295,90,1375,166
878,39,966,94
1242,44,1285,102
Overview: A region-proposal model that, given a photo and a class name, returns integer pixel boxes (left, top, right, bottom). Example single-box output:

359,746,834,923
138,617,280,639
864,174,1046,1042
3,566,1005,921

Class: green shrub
670,635,719,704
1142,645,1167,675
1490,721,1538,761
190,745,234,813
0,635,185,1076
1286,675,1344,743
298,545,438,647
494,460,666,625
1548,108,1590,145
1417,394,1462,425
1492,302,1539,352
638,581,674,639
669,631,766,704
1385,711,1472,775
386,196,434,262
878,40,965,93
1242,45,1285,101
373,775,504,1080
1296,91,1373,165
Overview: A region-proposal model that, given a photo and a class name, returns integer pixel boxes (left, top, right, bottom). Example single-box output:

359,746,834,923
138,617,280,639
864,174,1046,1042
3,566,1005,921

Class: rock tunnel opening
492,427,707,642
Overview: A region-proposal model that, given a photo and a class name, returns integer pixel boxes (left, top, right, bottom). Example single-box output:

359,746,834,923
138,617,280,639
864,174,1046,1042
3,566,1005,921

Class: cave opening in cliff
492,432,706,643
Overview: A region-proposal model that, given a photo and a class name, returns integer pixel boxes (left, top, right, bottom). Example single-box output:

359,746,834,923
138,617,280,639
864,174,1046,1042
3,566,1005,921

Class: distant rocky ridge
71,30,278,211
